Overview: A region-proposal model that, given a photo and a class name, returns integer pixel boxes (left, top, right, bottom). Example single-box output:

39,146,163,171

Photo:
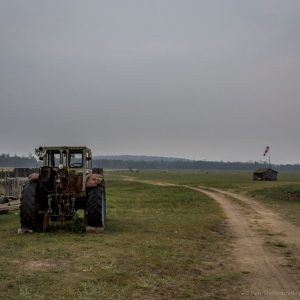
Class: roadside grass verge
0,178,238,299
115,170,300,227
246,185,300,226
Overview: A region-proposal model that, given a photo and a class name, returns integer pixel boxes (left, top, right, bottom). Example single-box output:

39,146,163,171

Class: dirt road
195,187,300,299
123,176,300,298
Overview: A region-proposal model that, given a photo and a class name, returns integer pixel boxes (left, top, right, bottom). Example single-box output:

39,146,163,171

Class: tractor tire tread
86,186,103,227
20,182,37,230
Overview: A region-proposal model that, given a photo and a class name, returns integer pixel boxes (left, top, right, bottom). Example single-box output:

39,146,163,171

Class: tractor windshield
47,151,61,167
45,149,84,168
69,151,83,168
46,150,67,167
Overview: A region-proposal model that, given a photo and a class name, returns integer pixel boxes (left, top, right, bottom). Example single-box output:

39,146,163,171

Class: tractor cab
37,146,92,170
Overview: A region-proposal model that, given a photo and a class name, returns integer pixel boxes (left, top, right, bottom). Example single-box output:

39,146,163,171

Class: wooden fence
0,169,28,199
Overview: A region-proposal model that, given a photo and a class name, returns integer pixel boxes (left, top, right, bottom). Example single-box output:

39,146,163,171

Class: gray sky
0,0,299,163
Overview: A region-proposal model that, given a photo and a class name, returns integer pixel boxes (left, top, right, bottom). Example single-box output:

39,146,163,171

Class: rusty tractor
19,146,106,232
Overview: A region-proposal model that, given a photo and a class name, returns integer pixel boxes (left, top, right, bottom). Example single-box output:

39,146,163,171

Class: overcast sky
0,1,299,163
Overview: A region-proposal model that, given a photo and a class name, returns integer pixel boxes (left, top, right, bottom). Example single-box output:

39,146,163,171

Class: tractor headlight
35,146,46,160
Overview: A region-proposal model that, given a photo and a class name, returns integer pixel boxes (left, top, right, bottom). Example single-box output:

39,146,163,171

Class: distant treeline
0,153,37,168
92,159,300,172
1,153,300,171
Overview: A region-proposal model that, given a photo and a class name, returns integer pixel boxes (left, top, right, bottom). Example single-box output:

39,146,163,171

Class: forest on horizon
1,153,300,171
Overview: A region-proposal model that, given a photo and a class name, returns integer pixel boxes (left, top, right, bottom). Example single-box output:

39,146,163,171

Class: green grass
2,170,299,299
246,185,300,226
0,178,238,299
116,170,300,226
115,170,300,189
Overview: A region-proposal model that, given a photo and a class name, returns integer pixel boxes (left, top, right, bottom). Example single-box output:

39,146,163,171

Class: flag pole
263,145,271,169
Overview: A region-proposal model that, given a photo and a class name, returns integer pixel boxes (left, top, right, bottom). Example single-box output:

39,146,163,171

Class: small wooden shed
253,168,278,181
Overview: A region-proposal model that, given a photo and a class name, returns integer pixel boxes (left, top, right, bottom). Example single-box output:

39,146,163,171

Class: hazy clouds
0,0,299,163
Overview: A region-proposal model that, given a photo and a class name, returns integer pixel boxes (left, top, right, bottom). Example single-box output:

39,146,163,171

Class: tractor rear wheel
86,186,103,227
20,182,38,230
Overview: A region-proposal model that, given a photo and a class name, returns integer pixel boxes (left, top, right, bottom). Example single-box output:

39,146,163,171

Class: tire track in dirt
194,187,300,299
205,187,300,247
122,176,300,298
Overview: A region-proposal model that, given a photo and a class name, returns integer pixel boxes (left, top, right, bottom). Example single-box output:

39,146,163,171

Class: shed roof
254,168,278,174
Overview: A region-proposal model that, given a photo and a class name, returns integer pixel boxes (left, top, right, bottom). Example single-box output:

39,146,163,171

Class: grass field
117,170,300,226
1,170,300,299
116,170,300,188
0,175,241,300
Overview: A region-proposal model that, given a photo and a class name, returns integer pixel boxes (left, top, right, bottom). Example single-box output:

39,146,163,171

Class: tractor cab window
47,151,61,167
69,151,83,168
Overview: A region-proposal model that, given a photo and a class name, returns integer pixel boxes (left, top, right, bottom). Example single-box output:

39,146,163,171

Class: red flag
263,146,269,156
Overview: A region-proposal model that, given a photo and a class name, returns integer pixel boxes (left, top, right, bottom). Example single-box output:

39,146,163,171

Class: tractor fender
28,173,39,182
86,174,104,188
